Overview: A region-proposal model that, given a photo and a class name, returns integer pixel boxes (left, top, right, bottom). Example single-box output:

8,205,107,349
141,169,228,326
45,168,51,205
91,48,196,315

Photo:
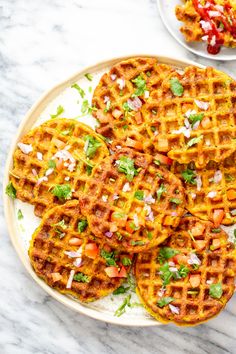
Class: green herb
61,126,74,136
156,183,166,201
84,135,101,158
123,124,128,130
84,73,93,81
119,91,124,97
233,229,236,245
134,190,144,200
181,169,196,185
55,229,65,239
53,219,67,230
86,165,93,175
116,232,123,240
178,265,190,278
17,209,23,220
188,113,204,128
225,174,235,182
147,231,153,240
104,100,111,113
116,156,139,181
192,264,200,270
123,102,132,112
71,83,85,98
128,221,139,231
127,274,136,292
156,172,163,179
151,126,157,132
122,257,132,266
209,282,223,299
113,286,129,295
112,212,126,219
157,247,180,264
132,75,147,97
170,198,182,205
50,105,64,119
130,240,145,246
73,272,90,283
157,297,174,308
154,159,160,166
81,100,96,114
211,228,221,233
5,182,16,199
48,160,56,169
170,78,184,97
101,249,117,266
219,22,224,29
159,263,173,286
78,219,88,233
114,294,131,317
88,86,93,93
51,184,72,200
187,135,203,148
146,71,151,77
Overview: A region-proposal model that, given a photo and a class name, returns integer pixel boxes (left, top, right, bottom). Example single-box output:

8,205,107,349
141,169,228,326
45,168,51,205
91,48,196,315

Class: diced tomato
55,158,64,171
125,221,135,234
125,137,143,150
227,189,236,201
193,240,207,251
51,272,62,283
212,209,225,227
54,139,65,148
155,153,172,166
111,212,127,226
191,222,205,236
201,117,211,129
189,274,201,288
84,243,99,259
96,109,110,123
134,112,143,125
173,254,188,265
105,266,127,278
112,109,122,119
211,238,221,250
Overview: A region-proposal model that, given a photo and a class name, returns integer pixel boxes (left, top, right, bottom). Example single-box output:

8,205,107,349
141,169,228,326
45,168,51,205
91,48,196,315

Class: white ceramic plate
157,0,236,61
4,54,235,326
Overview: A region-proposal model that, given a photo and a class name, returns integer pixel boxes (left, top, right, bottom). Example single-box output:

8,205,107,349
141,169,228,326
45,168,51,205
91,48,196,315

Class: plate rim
157,0,236,61
3,54,205,326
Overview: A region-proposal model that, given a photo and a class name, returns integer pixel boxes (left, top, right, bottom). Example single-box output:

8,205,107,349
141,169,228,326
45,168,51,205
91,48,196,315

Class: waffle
135,217,236,325
81,148,185,253
171,151,236,225
10,119,109,217
29,200,132,302
142,65,236,168
176,0,236,54
92,56,174,153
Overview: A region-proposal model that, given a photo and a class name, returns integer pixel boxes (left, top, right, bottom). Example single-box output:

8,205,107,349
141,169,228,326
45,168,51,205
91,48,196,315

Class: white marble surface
1,0,236,353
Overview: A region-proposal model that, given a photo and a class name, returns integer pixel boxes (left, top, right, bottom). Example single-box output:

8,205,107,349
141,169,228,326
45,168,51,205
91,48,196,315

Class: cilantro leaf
78,219,88,233
130,240,145,246
113,286,129,295
187,135,203,148
50,105,64,119
17,209,23,220
134,190,144,200
100,249,117,266
225,174,235,182
53,219,67,230
48,160,56,169
157,297,174,308
170,198,182,205
71,83,85,98
170,78,184,97
211,228,221,233
156,183,166,201
51,184,72,201
178,265,190,278
84,73,93,81
114,294,131,317
73,272,90,283
159,263,173,286
86,165,93,175
188,113,204,128
84,135,102,158
181,169,196,185
81,100,96,114
116,156,139,181
209,282,223,299
5,182,16,199
157,247,179,264
122,257,132,266
132,75,147,97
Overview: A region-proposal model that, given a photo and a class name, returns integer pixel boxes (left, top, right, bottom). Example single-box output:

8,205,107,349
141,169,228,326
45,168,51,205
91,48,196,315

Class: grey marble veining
1,1,236,353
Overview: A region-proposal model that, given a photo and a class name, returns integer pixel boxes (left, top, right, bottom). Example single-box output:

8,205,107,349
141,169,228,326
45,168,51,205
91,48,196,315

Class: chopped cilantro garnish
181,169,196,185
112,212,126,219
104,100,111,113
122,257,132,266
154,159,160,166
78,219,88,233
50,105,64,119
51,184,72,201
130,240,145,246
178,265,190,278
134,190,144,200
188,113,204,128
233,229,236,245
48,160,56,169
84,135,101,158
128,221,139,231
53,219,67,230
84,73,93,81
211,228,221,233
156,183,166,201
146,71,151,77
61,126,74,136
73,272,90,283
5,182,16,199
209,282,223,299
170,78,184,97
123,124,128,130
123,102,132,112
132,75,147,97
17,209,23,220
157,247,179,264
225,174,235,182
170,198,182,205
116,156,139,181
187,135,203,148
88,86,93,93
71,83,85,98
86,165,93,175
113,286,129,295
147,231,153,240
159,263,173,286
157,297,174,308
81,100,96,114
114,294,131,317
101,249,117,266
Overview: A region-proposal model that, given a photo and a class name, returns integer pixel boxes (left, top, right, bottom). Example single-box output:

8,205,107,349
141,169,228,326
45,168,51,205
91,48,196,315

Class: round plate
157,0,236,61
3,54,216,326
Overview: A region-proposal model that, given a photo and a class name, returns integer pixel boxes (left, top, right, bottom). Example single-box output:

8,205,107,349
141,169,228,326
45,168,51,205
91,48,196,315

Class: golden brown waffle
29,200,132,302
92,57,174,153
81,148,185,253
142,65,236,168
171,151,236,225
135,217,236,326
176,0,236,53
10,119,109,217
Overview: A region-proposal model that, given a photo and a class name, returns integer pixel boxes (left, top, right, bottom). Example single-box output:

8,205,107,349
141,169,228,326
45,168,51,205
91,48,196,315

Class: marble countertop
1,0,236,353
